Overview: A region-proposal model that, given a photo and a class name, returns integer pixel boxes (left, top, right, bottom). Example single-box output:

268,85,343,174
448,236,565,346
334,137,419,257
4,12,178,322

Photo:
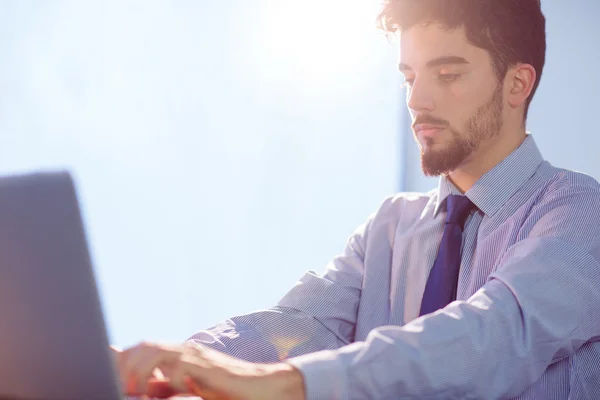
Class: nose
406,78,436,114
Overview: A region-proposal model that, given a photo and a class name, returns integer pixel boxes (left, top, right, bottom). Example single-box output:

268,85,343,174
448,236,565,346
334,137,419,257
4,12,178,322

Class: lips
413,124,445,136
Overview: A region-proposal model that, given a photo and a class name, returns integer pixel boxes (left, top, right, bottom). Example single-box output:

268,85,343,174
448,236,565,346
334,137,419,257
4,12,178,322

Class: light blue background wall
1,1,597,349
0,0,402,347
403,1,600,192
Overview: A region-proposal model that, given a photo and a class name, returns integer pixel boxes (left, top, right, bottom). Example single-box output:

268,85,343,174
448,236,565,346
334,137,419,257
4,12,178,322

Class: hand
111,344,177,398
116,341,306,400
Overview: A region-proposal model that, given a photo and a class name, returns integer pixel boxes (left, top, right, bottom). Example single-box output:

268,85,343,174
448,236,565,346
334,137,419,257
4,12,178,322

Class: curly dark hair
378,0,546,119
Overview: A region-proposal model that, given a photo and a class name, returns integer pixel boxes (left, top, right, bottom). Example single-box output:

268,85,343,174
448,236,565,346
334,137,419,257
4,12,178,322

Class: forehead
399,23,489,69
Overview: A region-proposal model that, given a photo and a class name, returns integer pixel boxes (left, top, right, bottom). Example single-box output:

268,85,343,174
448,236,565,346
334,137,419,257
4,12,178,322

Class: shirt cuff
285,349,349,400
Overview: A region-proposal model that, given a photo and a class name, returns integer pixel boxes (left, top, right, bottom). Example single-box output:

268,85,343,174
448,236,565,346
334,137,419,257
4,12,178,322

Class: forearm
187,306,350,363
287,277,591,399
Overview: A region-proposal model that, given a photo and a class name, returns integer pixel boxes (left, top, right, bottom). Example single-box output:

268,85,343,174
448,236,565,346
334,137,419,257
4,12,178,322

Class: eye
402,78,415,88
438,73,461,83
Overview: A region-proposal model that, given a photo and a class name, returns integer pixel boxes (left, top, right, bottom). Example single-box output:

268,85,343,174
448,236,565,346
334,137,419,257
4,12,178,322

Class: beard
420,83,504,176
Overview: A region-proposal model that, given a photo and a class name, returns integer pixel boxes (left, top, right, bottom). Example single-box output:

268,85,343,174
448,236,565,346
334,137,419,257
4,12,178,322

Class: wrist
265,362,306,400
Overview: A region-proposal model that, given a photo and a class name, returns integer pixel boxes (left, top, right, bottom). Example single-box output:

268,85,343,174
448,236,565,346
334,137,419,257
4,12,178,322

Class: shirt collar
434,134,544,217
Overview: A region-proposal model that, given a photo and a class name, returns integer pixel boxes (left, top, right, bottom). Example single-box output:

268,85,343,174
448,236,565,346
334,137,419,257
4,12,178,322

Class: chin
421,141,447,155
421,146,469,177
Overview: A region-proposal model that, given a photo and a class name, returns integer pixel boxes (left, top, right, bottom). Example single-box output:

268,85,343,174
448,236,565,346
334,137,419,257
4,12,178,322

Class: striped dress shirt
188,135,600,399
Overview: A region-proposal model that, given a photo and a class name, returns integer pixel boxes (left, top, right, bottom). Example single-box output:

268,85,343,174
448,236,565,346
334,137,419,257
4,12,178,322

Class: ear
506,63,537,109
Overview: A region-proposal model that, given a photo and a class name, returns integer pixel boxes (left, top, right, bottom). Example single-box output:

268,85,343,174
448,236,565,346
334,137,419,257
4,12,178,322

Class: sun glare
254,1,382,89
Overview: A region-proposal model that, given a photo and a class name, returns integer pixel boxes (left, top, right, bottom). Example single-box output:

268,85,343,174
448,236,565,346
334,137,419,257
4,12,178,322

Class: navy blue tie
419,195,474,316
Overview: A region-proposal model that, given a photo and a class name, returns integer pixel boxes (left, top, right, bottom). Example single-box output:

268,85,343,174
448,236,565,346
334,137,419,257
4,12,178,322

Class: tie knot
445,195,474,228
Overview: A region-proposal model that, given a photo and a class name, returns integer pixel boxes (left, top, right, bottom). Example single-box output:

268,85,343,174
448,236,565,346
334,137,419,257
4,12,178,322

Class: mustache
412,116,449,129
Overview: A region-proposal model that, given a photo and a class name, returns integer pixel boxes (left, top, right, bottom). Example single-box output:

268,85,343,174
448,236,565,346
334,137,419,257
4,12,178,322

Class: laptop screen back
0,171,121,400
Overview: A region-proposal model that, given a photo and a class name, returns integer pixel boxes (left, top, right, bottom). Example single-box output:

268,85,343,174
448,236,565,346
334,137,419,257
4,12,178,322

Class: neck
447,129,527,193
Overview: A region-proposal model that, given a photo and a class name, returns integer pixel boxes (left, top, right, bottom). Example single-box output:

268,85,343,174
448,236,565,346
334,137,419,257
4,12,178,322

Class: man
115,0,600,398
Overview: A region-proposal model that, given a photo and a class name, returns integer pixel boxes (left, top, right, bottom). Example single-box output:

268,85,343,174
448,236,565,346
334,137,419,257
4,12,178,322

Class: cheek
438,88,470,128
443,83,490,127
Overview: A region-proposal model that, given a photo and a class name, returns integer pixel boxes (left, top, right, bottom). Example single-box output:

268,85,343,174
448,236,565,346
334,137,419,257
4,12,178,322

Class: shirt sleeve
186,200,383,363
286,184,600,399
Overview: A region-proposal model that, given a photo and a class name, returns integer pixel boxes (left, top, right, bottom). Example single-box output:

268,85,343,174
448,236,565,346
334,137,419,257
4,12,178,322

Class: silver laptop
0,171,122,400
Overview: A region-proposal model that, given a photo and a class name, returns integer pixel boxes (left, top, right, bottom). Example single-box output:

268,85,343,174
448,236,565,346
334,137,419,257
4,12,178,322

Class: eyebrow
398,56,470,71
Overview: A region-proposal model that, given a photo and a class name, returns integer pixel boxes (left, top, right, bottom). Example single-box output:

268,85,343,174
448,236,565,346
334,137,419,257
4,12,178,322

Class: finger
179,353,234,397
184,376,209,397
156,356,193,394
120,343,176,386
185,376,202,395
119,343,162,393
129,350,180,395
125,375,139,397
119,344,156,390
146,378,179,399
148,364,189,397
149,353,213,396
184,376,229,400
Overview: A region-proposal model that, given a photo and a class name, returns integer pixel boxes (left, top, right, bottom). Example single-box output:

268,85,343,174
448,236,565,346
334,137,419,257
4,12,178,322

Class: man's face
399,23,505,176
